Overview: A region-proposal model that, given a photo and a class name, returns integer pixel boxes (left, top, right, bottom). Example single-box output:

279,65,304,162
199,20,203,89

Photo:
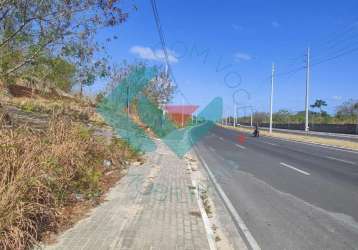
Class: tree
252,112,269,124
145,69,176,106
336,99,358,118
273,109,291,123
0,0,129,94
310,99,327,114
106,63,176,108
21,56,76,92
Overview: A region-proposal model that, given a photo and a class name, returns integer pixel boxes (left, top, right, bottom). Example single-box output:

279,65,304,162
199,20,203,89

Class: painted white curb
193,146,261,250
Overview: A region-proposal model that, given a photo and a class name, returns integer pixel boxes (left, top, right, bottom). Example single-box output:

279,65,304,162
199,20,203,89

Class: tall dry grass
2,96,105,126
0,117,138,249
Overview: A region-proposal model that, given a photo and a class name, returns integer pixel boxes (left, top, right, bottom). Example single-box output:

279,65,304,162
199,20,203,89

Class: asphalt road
193,125,358,250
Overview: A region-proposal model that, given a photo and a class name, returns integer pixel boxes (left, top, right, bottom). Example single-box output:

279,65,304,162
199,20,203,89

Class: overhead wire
149,0,190,104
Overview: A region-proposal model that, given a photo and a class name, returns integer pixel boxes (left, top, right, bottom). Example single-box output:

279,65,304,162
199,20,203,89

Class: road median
222,125,358,151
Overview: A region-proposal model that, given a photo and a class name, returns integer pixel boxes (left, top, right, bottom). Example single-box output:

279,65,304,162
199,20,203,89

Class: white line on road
218,136,224,141
326,156,357,165
196,153,261,250
261,141,278,146
235,144,246,149
208,146,216,152
280,162,311,176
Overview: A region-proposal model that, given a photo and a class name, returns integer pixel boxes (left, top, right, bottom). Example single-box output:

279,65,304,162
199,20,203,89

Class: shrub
0,118,137,249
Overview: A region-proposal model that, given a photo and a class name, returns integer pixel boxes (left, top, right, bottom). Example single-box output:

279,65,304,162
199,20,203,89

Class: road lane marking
235,144,246,149
280,162,311,176
326,156,357,165
195,152,261,250
228,160,240,170
261,141,278,146
208,146,216,153
218,136,224,141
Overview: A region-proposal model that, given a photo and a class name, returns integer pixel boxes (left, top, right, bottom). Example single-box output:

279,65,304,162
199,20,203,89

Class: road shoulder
188,149,249,250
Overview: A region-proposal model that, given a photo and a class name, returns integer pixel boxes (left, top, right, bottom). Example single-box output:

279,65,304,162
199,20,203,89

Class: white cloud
129,46,178,63
272,21,280,28
234,52,252,62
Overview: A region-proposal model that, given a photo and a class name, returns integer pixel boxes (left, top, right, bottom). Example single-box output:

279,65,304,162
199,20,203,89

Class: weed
0,117,139,249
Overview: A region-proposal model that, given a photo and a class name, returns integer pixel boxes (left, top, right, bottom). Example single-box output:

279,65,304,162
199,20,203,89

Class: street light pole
250,111,253,127
269,63,275,133
355,104,358,134
305,47,311,133
234,102,237,127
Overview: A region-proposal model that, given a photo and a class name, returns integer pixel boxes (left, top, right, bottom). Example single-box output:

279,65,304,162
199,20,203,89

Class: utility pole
250,111,253,127
234,103,237,127
354,104,358,134
305,47,311,133
269,63,275,133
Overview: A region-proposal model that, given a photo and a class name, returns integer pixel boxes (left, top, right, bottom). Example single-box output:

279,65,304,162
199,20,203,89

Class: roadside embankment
0,96,140,249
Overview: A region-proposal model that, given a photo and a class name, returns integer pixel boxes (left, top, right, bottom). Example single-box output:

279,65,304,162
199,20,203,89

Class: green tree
310,99,327,114
0,0,130,94
21,56,76,92
273,109,291,123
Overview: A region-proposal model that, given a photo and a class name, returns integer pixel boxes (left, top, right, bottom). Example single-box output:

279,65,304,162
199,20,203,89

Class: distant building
164,105,198,127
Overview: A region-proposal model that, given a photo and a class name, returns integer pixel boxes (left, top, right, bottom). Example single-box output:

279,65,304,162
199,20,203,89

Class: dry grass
2,96,105,126
223,125,358,151
0,117,139,249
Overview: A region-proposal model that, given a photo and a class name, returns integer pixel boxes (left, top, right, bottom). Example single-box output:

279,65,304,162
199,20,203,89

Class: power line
274,25,358,79
149,0,190,104
312,20,358,51
310,21,358,61
274,20,358,79
275,66,306,79
312,36,358,62
311,46,358,67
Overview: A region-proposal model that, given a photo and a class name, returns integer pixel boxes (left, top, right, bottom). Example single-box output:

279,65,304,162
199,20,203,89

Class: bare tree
336,99,358,117
105,63,175,108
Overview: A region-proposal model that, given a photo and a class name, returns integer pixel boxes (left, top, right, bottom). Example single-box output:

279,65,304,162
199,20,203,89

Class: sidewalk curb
191,143,261,250
191,179,217,250
184,127,217,250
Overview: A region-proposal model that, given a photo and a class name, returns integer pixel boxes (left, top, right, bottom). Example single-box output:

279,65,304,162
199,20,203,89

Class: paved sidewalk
42,141,210,250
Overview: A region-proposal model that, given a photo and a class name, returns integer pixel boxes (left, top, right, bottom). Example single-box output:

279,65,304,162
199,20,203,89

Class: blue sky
89,0,358,115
